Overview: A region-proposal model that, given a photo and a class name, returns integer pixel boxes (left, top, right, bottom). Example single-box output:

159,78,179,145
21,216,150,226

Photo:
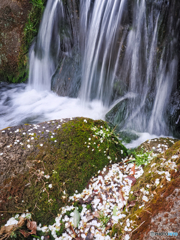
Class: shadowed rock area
0,0,31,81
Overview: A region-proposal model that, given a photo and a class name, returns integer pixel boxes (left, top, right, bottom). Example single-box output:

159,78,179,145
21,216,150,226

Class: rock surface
123,140,180,240
0,0,31,81
0,129,180,239
0,118,71,185
0,117,127,229
0,117,180,240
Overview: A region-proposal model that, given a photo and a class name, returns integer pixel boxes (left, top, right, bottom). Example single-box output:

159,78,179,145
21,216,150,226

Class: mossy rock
110,139,180,239
0,118,127,227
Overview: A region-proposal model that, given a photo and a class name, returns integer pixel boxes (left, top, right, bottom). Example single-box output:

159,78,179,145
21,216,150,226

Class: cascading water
121,0,178,136
28,0,68,91
0,0,180,146
80,0,179,136
80,0,127,105
0,0,106,130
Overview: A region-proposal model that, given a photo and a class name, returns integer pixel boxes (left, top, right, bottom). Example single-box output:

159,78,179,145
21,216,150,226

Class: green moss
14,0,45,83
1,118,127,227
165,140,180,157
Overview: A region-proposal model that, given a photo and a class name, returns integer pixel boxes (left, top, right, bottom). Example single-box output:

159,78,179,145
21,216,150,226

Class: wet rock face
0,0,31,81
51,0,81,97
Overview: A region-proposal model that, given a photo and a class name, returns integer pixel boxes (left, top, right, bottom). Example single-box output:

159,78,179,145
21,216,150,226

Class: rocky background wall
0,0,45,83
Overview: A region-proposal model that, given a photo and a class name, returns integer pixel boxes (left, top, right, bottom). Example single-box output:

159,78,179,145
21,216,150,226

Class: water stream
80,0,178,136
80,0,126,105
29,0,65,91
0,0,179,147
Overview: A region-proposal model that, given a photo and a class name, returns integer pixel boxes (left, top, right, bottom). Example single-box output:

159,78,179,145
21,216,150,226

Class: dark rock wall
0,0,32,82
51,0,81,97
166,0,180,138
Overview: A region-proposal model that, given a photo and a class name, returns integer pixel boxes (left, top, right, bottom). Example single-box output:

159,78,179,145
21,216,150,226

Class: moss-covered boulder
0,117,127,230
1,129,180,239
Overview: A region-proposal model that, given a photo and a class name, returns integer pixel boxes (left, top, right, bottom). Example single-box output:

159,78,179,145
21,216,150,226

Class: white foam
124,132,161,149
0,84,172,149
0,84,107,130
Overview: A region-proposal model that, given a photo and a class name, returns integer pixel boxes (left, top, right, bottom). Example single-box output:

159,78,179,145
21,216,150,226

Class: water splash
0,83,106,130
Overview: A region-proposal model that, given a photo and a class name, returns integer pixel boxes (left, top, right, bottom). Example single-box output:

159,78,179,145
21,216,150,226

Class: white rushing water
0,82,162,148
0,0,107,133
0,0,179,147
28,0,66,91
80,0,126,105
0,83,106,130
80,0,179,136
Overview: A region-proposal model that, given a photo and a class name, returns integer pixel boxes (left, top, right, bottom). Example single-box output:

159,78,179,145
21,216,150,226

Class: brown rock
0,0,31,81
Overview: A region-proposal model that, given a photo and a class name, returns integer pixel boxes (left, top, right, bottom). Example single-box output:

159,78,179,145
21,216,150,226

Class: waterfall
28,0,71,91
26,0,179,137
79,0,127,105
123,0,178,135
80,0,178,135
